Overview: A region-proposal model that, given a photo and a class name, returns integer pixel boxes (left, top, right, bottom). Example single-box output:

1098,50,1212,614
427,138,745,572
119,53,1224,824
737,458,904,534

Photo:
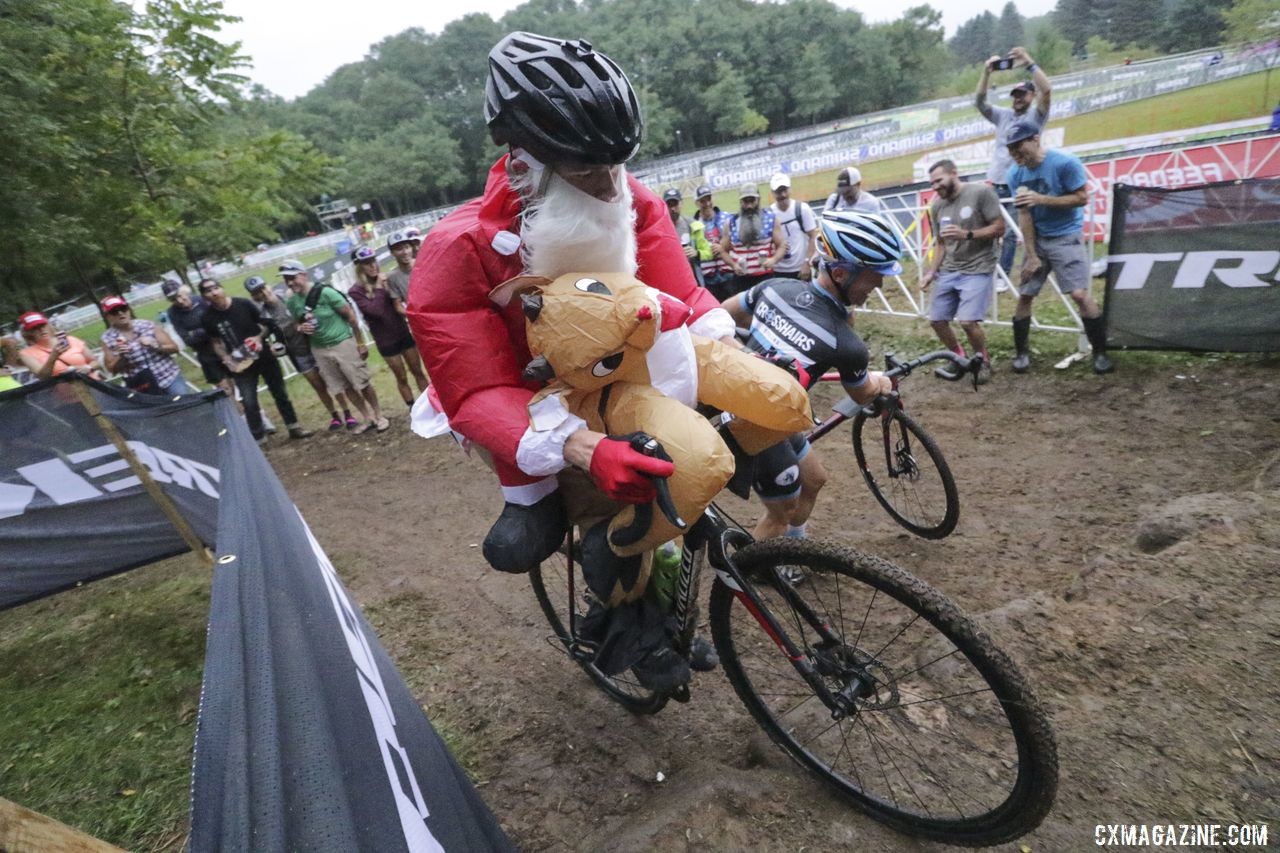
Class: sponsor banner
1104,179,1280,351
0,374,513,852
1086,134,1280,240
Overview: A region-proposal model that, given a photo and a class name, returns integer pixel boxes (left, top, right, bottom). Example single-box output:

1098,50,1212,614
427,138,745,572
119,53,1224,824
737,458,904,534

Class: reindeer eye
591,351,624,377
574,277,611,295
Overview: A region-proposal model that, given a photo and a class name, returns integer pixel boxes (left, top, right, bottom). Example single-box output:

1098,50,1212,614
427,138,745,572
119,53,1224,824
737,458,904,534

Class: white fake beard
518,168,638,278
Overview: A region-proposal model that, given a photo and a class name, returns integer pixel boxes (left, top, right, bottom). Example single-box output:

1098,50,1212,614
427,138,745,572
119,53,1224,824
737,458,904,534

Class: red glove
588,435,675,504
761,351,811,388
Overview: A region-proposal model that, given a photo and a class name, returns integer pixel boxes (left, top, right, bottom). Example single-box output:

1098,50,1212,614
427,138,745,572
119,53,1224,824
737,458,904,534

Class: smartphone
990,57,1016,71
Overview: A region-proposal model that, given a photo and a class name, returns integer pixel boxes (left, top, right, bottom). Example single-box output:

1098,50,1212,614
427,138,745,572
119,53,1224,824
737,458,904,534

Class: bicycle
529,450,1058,847
809,349,983,539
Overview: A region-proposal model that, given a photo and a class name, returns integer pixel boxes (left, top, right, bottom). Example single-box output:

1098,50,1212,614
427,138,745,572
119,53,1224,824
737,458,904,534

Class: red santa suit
406,155,733,503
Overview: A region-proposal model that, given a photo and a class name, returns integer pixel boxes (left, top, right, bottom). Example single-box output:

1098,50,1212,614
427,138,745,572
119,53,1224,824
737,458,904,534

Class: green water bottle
650,539,682,612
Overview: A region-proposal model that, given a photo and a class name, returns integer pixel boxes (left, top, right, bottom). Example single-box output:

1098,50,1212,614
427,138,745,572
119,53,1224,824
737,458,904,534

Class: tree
790,43,839,125
1221,0,1280,42
1157,0,1230,49
950,12,999,65
994,3,1027,55
1109,0,1166,46
698,61,769,141
1032,27,1074,74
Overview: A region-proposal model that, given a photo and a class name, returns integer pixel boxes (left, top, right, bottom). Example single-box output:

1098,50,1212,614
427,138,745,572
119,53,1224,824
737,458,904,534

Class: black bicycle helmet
485,31,643,165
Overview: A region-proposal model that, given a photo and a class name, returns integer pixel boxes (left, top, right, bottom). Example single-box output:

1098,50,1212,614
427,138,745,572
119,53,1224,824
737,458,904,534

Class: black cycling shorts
752,433,810,501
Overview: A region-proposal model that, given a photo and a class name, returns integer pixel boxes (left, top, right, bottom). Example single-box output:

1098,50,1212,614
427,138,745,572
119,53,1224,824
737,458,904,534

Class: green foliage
950,11,1000,65
1157,0,1229,50
0,0,334,320
1033,27,1075,74
994,3,1027,56
1221,0,1280,43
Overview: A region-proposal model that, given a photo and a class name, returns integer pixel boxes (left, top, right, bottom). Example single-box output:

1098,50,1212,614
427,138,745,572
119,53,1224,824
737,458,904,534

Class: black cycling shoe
689,635,719,672
631,646,692,692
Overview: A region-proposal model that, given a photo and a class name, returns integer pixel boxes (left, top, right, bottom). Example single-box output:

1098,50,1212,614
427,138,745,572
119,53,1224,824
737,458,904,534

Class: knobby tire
709,538,1057,846
852,407,960,539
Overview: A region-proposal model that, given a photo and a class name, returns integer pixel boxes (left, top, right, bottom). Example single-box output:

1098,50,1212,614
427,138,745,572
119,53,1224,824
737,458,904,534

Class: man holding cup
1005,120,1112,375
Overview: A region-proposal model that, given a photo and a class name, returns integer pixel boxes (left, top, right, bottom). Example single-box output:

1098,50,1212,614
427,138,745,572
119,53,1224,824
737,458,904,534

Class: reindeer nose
521,294,543,322
522,355,555,382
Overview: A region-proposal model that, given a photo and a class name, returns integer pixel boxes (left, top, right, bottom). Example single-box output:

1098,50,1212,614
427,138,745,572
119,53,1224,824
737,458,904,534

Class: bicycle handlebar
607,434,687,550
882,350,985,391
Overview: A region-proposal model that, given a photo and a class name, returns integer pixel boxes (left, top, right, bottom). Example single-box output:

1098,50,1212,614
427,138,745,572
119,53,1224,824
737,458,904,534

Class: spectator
199,279,311,443
279,259,388,433
16,312,103,381
245,275,356,432
768,173,818,281
825,166,884,214
919,159,1002,384
1269,101,1280,133
662,187,704,286
976,46,1051,278
2,335,29,389
720,183,786,296
99,297,194,394
385,228,422,306
163,280,235,399
1005,120,1112,375
692,184,736,300
348,246,430,408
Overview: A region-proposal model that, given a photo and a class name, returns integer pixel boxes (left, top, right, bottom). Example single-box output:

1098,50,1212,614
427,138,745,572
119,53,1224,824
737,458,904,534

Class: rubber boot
1011,317,1032,373
481,492,567,574
1081,315,1113,374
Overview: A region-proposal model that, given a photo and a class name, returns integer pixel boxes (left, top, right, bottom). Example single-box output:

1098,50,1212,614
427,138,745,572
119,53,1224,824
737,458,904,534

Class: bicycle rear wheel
709,538,1057,846
529,546,668,715
852,407,959,539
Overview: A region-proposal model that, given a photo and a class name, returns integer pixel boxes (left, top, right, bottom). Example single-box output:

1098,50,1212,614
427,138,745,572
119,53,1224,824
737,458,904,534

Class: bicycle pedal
669,683,692,703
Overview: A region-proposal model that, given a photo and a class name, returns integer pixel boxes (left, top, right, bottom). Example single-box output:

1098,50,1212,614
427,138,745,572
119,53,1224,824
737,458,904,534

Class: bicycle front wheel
852,407,959,539
529,547,668,715
709,538,1057,846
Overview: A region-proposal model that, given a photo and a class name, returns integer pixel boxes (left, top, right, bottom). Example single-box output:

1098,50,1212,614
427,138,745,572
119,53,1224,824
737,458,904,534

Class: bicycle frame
677,504,869,717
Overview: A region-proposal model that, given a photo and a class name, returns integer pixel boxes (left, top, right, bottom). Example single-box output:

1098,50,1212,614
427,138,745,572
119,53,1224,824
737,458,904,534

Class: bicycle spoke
857,713,934,819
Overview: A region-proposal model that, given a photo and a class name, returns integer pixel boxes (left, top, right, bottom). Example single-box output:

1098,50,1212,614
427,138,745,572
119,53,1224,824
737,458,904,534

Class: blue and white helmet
816,210,903,275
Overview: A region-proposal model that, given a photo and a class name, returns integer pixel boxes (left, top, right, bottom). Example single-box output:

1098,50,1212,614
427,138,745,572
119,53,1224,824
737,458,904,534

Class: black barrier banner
1105,179,1280,352
192,400,512,852
0,374,513,851
0,377,222,609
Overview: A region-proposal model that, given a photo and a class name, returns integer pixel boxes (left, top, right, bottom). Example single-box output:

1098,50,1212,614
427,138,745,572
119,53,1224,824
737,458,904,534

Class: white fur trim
689,306,736,341
501,478,559,506
646,326,699,407
517,393,588,477
410,390,453,439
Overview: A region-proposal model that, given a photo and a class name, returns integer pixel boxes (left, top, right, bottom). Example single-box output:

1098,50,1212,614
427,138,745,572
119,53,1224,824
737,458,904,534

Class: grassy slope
699,70,1274,212
2,68,1274,851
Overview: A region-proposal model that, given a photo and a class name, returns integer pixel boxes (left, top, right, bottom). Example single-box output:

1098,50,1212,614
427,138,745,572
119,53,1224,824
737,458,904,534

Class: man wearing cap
280,259,388,433
385,228,421,307
976,45,1051,278
662,188,704,287
163,280,236,399
16,311,102,381
720,183,786,296
1005,121,1112,374
692,184,736,299
825,167,884,215
246,276,354,431
768,173,818,281
199,279,311,442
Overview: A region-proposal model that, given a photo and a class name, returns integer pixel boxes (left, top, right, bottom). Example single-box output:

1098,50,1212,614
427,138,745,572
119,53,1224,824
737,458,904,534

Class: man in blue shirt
1006,119,1112,374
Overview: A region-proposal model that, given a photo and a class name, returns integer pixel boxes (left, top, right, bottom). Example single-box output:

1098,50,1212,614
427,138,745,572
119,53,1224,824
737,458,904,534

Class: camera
989,57,1016,71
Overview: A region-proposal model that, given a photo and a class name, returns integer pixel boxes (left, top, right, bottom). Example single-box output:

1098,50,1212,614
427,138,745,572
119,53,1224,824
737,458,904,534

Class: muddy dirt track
266,354,1280,852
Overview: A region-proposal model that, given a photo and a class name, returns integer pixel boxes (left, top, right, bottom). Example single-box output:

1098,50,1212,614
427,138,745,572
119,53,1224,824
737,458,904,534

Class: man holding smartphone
975,46,1051,278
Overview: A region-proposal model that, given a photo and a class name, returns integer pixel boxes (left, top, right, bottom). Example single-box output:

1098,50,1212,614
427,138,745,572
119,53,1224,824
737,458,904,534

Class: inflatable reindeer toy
491,271,813,610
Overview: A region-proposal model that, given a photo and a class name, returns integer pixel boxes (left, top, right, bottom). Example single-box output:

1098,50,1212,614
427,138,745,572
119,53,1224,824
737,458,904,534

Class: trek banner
1104,178,1280,352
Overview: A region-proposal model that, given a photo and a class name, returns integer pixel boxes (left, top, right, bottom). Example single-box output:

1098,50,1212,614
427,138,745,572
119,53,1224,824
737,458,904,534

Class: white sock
785,523,807,539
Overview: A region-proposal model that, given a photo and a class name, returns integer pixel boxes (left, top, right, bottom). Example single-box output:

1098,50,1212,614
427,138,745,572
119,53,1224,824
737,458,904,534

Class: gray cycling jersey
740,277,869,390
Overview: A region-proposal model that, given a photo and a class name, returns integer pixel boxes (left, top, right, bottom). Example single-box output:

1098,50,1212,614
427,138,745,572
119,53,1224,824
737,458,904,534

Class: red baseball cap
101,296,129,313
19,311,49,330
